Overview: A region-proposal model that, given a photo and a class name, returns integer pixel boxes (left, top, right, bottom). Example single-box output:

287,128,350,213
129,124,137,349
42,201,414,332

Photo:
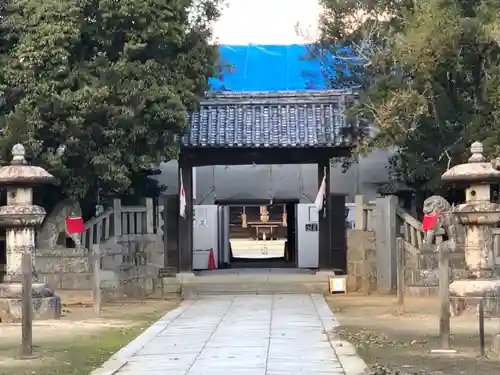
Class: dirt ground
0,290,180,375
327,294,500,375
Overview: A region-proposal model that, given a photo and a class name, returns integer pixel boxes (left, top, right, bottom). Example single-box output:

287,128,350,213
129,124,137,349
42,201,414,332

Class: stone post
374,195,398,292
0,144,61,320
354,195,366,230
112,199,122,236
142,198,154,234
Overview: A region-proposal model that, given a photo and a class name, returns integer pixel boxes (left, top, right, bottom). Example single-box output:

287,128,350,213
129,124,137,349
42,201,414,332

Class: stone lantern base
449,279,500,316
493,334,500,356
450,279,500,297
0,282,61,321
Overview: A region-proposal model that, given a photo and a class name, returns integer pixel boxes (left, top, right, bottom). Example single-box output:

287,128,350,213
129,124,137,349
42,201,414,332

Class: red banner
422,215,438,232
65,217,84,234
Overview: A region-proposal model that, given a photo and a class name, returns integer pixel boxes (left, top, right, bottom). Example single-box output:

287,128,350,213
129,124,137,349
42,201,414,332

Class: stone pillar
0,144,61,320
374,195,398,292
4,188,35,281
142,197,154,234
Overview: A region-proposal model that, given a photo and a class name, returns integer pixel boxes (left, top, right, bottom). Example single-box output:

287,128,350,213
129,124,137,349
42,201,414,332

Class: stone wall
98,234,164,300
36,248,92,290
346,230,377,293
36,230,380,297
36,234,168,301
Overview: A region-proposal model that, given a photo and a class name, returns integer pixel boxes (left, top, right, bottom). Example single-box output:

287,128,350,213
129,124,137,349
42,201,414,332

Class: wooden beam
160,196,179,276
181,146,351,167
215,198,300,205
317,160,331,270
178,163,193,272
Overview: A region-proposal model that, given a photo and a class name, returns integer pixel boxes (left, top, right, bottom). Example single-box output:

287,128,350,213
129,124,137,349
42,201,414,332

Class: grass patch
0,299,180,375
1,324,149,375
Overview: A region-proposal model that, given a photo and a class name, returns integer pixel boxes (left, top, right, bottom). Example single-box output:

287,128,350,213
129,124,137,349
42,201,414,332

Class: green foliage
315,0,500,192
0,0,221,214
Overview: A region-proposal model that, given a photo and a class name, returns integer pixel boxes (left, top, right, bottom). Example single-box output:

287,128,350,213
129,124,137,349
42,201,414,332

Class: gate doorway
161,91,355,275
225,201,297,268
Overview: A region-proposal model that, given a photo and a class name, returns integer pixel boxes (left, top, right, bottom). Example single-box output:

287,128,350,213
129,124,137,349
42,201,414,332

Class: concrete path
91,295,367,375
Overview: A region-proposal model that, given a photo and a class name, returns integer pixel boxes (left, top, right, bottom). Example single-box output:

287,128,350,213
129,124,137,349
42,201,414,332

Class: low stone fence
36,248,92,289
36,234,171,301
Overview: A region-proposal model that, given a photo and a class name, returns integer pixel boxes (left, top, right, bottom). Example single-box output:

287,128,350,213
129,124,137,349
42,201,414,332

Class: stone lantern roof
441,141,500,183
0,144,56,186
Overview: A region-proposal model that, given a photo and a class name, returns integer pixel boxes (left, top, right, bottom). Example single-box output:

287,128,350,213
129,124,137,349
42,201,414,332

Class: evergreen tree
0,0,221,217
315,0,500,195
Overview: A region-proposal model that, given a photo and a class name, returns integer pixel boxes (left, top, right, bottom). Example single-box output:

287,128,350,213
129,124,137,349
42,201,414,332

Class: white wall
155,149,393,203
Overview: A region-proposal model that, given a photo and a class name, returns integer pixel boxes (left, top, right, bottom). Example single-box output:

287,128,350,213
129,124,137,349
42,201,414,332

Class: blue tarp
208,45,328,92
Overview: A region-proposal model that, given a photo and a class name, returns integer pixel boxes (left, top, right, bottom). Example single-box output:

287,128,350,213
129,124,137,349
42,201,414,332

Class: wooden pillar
318,160,331,269
178,163,193,273
159,195,179,277
330,193,347,272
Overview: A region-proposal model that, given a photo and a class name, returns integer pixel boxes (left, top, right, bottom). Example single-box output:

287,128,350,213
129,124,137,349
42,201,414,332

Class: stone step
176,272,333,297
160,270,335,298
181,282,329,297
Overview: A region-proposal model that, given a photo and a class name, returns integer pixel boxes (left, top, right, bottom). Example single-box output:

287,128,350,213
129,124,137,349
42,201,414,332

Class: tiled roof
377,181,414,195
182,90,353,149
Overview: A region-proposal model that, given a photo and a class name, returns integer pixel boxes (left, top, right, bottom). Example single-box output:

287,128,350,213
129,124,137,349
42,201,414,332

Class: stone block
407,286,436,297
347,261,356,274
354,261,365,275
35,256,64,274
63,256,90,274
450,279,500,298
346,230,377,292
347,247,363,262
100,270,120,282
38,273,62,290
0,295,61,320
60,273,92,290
493,334,500,356
101,280,124,301
101,254,122,270
152,277,163,294
364,248,376,261
116,277,153,298
144,277,154,294
347,275,362,292
149,250,164,266
161,279,182,294
122,277,150,297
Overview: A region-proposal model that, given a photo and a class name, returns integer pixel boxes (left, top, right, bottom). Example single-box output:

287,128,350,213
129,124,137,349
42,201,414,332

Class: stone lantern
441,141,500,297
0,144,61,320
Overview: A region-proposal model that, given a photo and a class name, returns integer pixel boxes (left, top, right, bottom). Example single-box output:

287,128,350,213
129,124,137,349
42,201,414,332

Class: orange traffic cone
208,248,216,270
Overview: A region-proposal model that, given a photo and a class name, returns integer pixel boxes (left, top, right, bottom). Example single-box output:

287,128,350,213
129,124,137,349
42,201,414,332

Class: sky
212,0,322,45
